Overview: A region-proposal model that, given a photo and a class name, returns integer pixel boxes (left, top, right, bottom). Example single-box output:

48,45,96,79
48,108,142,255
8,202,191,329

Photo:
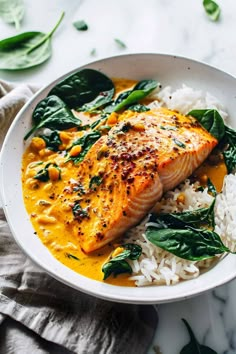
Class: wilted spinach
68,131,101,164
72,201,89,220
203,0,221,22
0,12,64,70
65,253,80,261
34,163,61,182
102,243,142,280
0,0,24,30
24,95,81,140
188,109,225,141
40,131,62,151
49,69,114,110
180,319,217,354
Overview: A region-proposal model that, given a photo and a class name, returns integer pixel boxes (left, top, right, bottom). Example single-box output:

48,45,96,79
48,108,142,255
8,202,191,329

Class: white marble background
1,0,236,353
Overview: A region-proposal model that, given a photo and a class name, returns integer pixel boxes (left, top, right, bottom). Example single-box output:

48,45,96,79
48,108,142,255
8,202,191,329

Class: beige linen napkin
0,80,158,354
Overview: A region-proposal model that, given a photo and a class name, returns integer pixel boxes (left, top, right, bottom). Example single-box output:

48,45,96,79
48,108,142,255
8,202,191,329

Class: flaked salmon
67,108,218,253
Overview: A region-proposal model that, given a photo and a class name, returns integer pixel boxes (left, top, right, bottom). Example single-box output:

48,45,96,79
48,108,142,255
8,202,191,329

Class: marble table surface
1,0,236,353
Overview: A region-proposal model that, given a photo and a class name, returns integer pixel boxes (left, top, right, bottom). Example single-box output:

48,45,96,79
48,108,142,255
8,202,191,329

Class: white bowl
1,53,236,304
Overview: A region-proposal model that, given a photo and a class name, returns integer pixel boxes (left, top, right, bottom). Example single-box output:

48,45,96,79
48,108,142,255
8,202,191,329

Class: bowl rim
1,52,236,304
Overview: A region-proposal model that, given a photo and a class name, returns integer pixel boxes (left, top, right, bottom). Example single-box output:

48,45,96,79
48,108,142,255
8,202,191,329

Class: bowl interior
1,53,236,304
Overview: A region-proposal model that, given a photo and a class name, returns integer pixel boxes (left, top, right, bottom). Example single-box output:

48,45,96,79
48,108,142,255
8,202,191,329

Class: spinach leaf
24,95,81,140
73,20,88,31
203,0,221,22
40,131,62,151
0,12,64,70
188,109,225,140
68,131,101,164
79,89,114,113
146,225,229,261
222,126,236,173
49,69,114,109
180,319,217,354
102,243,142,280
149,201,215,229
0,0,24,30
89,175,103,190
114,38,126,49
34,163,61,182
128,104,150,112
105,80,158,113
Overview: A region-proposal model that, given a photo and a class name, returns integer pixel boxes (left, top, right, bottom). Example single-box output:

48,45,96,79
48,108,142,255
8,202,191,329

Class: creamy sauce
21,78,227,287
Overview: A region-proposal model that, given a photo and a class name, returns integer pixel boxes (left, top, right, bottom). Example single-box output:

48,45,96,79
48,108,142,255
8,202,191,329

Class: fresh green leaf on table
180,319,217,353
203,0,221,22
49,69,114,110
0,11,64,70
73,20,88,31
188,109,225,140
24,95,81,140
102,243,142,280
114,38,126,49
0,0,24,30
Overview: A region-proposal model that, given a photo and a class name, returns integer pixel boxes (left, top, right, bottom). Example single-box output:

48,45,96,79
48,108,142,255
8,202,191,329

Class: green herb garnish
173,138,186,148
114,38,126,49
66,253,80,261
0,12,64,70
89,175,103,190
203,0,221,22
73,20,88,31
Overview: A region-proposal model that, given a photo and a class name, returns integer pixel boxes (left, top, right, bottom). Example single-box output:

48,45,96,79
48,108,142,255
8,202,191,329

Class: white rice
125,85,236,287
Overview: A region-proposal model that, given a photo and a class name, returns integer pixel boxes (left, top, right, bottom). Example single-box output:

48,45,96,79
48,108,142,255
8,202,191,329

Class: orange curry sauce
21,79,227,287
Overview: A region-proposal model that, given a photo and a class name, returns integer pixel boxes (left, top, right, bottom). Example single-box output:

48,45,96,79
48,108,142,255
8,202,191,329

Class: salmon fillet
68,108,218,253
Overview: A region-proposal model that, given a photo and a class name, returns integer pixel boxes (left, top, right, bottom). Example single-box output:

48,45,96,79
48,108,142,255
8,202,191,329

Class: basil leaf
114,38,126,49
0,0,24,30
188,109,225,140
102,243,142,280
68,131,101,164
73,20,88,31
49,68,114,109
203,0,221,22
128,104,150,112
180,319,217,354
0,12,64,70
40,131,62,151
24,95,81,140
146,226,229,261
222,126,236,173
89,175,103,190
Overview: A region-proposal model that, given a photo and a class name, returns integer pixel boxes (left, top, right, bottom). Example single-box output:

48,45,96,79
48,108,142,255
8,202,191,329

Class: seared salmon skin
68,108,218,252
